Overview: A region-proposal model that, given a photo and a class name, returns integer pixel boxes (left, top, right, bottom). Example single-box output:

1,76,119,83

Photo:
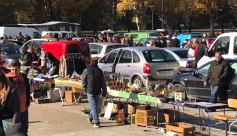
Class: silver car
98,47,179,85
163,48,195,72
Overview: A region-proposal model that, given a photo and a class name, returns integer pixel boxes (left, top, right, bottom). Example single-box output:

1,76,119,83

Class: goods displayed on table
104,72,175,100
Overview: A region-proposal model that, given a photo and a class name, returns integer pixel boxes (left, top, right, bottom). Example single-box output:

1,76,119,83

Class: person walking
170,34,180,47
5,61,30,135
19,48,31,66
195,42,208,68
204,52,229,104
81,59,107,128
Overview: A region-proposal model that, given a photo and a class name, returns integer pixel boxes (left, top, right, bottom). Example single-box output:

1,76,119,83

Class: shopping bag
97,96,105,114
2,118,13,131
188,48,194,56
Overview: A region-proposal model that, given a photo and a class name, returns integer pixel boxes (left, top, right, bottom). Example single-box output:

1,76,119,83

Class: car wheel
132,76,144,87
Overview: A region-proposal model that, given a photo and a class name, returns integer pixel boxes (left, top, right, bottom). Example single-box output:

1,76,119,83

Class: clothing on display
61,54,86,77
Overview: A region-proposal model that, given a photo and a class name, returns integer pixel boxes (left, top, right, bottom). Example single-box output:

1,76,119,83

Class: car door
115,49,132,79
100,50,120,72
227,62,237,99
194,63,211,100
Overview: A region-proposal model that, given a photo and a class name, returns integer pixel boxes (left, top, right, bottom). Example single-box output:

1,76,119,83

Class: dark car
0,43,21,68
166,59,237,102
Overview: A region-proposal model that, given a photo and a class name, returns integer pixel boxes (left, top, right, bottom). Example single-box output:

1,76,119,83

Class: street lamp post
149,5,155,30
161,0,164,29
114,0,117,33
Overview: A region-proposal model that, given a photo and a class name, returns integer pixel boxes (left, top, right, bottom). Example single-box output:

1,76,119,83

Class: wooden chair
215,99,237,136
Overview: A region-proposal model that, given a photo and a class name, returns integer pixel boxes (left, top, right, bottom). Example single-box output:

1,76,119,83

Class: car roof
124,32,160,34
163,48,188,51
217,32,237,37
0,43,20,47
116,47,162,51
89,42,124,46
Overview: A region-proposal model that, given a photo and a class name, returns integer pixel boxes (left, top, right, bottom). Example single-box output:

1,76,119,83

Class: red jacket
193,46,199,57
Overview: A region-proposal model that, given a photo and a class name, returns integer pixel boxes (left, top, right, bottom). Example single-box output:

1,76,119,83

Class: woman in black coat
0,73,22,136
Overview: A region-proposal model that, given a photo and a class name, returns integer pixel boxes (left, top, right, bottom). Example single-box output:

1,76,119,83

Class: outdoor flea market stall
27,54,233,136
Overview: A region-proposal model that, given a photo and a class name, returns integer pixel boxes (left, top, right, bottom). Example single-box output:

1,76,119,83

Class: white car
89,42,127,58
198,32,237,68
164,48,195,72
22,38,57,49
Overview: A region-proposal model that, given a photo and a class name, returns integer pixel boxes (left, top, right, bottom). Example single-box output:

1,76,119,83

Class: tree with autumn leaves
1,0,237,36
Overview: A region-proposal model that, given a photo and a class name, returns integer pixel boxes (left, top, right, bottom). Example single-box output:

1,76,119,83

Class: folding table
163,102,228,136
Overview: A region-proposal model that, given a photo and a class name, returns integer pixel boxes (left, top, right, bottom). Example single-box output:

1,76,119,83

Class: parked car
135,36,167,47
177,33,202,45
197,32,237,68
123,32,161,42
0,40,23,46
22,38,57,50
98,47,180,85
0,43,21,68
89,42,127,59
163,48,195,72
40,41,91,65
166,59,237,102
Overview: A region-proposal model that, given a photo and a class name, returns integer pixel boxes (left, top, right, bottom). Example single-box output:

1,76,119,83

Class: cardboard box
166,123,194,135
104,101,124,113
136,109,154,126
124,103,139,114
65,91,81,103
155,109,180,123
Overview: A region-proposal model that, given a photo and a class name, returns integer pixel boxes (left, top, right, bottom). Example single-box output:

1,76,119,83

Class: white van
0,27,41,39
197,32,237,67
41,31,77,39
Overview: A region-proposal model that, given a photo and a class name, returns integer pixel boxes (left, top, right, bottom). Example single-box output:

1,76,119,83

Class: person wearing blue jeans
87,94,100,124
81,59,107,128
204,52,229,104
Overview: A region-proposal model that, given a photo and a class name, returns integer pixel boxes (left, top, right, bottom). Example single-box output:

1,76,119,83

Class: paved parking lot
28,98,237,136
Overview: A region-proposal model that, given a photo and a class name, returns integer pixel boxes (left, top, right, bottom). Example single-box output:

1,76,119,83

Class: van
0,27,41,39
197,32,237,68
177,33,202,45
39,41,91,65
41,31,77,39
123,32,161,42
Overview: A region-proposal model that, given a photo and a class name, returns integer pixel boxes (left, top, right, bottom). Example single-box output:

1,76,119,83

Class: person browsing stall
204,52,229,104
81,59,107,128
45,52,59,76
19,48,31,66
5,61,30,135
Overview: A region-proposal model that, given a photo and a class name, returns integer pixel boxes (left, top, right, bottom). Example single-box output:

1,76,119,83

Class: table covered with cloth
107,88,161,103
54,79,86,94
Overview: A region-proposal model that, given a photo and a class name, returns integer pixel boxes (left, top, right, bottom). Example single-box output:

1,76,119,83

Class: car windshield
143,50,176,62
1,45,21,55
173,50,188,58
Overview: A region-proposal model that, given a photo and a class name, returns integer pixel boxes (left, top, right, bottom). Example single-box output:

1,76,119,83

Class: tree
29,0,63,22
199,0,226,37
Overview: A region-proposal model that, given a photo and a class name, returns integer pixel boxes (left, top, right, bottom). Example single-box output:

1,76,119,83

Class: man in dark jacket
195,42,208,68
154,36,161,47
81,59,107,128
5,61,30,135
170,34,180,47
204,52,229,103
19,48,31,66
